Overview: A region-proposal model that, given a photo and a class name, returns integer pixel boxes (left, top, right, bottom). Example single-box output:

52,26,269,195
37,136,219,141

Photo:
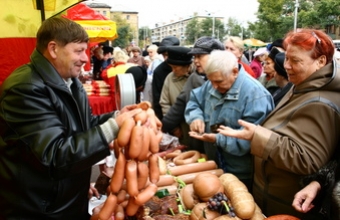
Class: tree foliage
184,15,226,45
138,27,152,48
225,18,252,39
184,15,201,45
251,0,340,41
136,0,340,47
251,0,290,41
315,0,340,27
111,12,133,48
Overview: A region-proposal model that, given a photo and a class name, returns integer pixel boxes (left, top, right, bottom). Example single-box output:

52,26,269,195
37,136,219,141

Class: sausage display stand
89,102,300,220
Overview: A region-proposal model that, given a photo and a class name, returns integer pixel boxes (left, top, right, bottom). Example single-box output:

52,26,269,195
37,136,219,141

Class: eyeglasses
312,32,321,44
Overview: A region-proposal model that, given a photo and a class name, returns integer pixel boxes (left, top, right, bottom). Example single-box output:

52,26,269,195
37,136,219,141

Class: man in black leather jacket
0,17,140,219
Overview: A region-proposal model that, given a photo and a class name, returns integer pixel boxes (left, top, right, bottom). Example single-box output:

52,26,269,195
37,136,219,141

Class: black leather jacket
0,50,114,219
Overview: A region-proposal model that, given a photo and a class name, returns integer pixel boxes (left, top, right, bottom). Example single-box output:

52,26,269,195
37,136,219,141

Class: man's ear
232,67,239,77
47,41,58,59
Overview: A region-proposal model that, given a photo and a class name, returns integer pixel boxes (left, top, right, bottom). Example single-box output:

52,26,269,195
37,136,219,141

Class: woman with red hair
217,29,340,219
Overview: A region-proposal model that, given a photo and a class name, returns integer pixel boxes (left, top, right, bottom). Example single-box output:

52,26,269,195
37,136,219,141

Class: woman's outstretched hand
217,119,256,141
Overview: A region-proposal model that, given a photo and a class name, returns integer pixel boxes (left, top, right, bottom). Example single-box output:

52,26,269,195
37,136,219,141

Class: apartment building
85,2,111,19
151,16,224,44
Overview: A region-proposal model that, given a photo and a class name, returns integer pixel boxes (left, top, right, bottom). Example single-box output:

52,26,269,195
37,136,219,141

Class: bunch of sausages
92,102,163,220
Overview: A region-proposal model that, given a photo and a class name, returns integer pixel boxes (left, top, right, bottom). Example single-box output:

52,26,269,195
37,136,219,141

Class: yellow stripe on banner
75,20,118,43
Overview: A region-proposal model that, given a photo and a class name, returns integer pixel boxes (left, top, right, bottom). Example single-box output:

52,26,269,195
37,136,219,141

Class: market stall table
88,95,116,115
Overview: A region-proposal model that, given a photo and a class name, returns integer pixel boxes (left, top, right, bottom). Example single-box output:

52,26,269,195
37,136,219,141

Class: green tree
225,18,251,39
225,18,239,36
138,27,151,48
201,18,214,37
214,19,226,41
112,25,133,48
252,0,289,41
252,0,340,41
287,0,319,29
185,15,226,45
200,18,225,41
111,12,134,49
315,0,340,27
185,15,201,45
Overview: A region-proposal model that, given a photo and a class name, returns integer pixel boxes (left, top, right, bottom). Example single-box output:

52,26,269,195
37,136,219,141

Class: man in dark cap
152,36,180,119
161,36,224,152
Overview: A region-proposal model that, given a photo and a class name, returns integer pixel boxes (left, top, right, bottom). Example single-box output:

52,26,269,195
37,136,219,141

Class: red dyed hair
283,29,334,64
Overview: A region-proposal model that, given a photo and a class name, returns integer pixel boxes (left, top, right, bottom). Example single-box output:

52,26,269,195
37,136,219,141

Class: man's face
132,50,140,57
207,70,238,94
162,52,169,60
148,50,156,58
169,64,189,77
193,54,209,74
54,42,88,80
103,52,112,61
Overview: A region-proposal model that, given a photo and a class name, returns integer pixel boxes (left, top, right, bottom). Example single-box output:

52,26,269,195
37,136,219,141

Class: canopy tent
62,3,118,43
243,38,268,49
62,3,118,71
0,1,118,85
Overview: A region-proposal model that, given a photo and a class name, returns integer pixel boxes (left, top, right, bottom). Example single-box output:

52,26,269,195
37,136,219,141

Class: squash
192,173,223,202
190,203,220,220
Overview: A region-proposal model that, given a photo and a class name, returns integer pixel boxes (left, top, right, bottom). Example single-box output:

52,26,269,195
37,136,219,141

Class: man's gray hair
205,50,238,77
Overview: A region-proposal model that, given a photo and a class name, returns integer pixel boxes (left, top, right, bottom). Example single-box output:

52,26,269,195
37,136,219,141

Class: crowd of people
1,16,340,220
